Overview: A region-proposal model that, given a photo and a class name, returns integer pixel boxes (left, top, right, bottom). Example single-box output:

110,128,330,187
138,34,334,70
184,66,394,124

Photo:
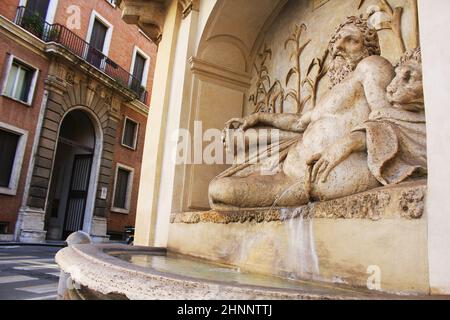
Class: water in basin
108,251,375,297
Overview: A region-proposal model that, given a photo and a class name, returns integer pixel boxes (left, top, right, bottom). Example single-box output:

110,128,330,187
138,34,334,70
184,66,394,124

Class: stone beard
327,16,380,88
328,48,370,88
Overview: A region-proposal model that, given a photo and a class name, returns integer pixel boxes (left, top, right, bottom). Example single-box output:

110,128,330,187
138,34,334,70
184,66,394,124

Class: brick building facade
0,0,157,242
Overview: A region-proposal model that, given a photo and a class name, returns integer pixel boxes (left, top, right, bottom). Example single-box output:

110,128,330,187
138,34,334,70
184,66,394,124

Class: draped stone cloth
216,131,301,179
352,106,427,185
214,105,426,192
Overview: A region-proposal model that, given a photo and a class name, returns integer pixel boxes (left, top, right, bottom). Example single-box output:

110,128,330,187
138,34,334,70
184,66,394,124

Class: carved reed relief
284,23,312,114
304,49,329,107
357,0,420,53
249,22,328,114
249,24,314,114
249,45,284,114
248,0,419,116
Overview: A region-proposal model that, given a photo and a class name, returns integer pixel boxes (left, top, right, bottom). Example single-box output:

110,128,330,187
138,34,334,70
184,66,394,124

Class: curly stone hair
396,47,422,68
329,16,381,56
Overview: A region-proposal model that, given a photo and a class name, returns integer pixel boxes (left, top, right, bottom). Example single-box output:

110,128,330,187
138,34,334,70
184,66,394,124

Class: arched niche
177,0,421,210
173,0,289,210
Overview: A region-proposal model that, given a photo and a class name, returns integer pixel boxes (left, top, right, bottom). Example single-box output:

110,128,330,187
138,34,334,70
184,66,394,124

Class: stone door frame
16,82,118,243
55,106,104,237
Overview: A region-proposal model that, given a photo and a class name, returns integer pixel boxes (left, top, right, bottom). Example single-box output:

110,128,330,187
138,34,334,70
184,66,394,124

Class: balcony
14,6,148,104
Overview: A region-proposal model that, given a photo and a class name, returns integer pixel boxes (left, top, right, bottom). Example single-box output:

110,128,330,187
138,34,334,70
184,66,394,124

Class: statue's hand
307,143,352,183
224,114,260,132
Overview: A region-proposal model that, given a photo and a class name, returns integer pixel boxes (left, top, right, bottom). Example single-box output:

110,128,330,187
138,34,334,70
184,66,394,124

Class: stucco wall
419,0,450,295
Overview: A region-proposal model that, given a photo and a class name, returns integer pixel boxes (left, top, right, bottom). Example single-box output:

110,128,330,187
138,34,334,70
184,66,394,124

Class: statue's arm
358,56,395,111
258,112,310,132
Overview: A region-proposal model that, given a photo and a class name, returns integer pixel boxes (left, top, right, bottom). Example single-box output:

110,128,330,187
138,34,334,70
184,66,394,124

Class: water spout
281,208,320,281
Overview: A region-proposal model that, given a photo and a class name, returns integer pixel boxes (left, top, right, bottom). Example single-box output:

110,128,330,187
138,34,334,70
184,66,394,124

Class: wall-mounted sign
100,187,108,200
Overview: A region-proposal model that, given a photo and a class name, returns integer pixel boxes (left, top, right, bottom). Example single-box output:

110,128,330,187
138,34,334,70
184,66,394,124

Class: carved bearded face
387,60,424,112
328,24,370,87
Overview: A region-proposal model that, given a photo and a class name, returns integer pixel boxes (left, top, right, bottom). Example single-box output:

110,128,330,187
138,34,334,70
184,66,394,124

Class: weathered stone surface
27,196,46,209
173,181,426,224
34,166,51,179
40,137,57,151
30,176,50,189
56,244,426,300
209,18,426,212
66,231,92,246
37,147,54,160
41,127,58,141
34,157,53,169
29,187,47,199
399,187,426,219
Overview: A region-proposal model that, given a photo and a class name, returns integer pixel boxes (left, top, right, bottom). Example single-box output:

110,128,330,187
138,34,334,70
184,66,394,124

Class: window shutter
0,130,20,188
19,66,34,102
123,119,137,148
114,169,130,209
133,53,146,84
90,20,108,52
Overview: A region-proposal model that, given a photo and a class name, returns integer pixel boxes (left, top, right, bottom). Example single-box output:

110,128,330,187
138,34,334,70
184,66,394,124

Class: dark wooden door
62,154,93,239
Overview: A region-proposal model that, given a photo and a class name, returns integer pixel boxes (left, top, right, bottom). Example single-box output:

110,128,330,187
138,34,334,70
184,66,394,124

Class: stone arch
196,0,288,73
199,35,249,72
26,82,118,226
170,0,291,211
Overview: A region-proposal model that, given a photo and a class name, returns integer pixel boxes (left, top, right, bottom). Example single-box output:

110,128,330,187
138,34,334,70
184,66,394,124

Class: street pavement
0,245,62,300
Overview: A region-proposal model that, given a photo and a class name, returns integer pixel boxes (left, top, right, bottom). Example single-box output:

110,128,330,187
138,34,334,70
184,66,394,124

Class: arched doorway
45,109,101,240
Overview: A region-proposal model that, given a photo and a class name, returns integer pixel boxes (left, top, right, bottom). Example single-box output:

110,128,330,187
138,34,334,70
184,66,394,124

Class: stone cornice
45,42,139,103
129,99,150,116
119,0,198,43
189,57,252,90
120,0,169,44
171,180,427,224
0,15,148,109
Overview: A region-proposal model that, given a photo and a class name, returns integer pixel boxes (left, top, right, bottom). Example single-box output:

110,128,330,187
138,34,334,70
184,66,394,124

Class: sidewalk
0,241,66,248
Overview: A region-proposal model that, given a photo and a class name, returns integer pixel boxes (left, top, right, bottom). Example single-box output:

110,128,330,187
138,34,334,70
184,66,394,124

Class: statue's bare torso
209,55,394,208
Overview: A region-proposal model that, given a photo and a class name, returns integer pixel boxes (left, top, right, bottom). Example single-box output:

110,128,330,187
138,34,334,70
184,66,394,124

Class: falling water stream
280,208,320,281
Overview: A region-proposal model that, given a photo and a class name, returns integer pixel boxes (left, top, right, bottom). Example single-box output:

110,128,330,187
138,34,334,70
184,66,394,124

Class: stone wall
169,180,429,294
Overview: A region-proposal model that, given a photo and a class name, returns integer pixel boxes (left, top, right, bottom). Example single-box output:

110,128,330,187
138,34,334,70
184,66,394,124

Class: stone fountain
56,15,432,299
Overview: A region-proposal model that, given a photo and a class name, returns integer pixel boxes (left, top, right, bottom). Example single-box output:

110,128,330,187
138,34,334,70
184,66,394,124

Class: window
0,130,20,188
24,0,50,20
130,47,150,103
87,19,108,68
132,52,146,85
2,57,38,105
86,10,113,56
17,0,59,24
121,117,139,150
0,122,28,195
112,164,134,213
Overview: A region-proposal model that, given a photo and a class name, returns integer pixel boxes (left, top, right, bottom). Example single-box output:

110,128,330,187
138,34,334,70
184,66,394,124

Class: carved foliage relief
247,0,420,116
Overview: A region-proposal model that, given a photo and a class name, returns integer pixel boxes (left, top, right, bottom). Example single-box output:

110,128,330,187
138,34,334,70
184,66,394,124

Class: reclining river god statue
208,16,426,210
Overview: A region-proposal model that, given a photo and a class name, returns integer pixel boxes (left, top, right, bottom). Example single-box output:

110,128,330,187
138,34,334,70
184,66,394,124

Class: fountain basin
55,181,432,299
56,243,424,300
169,181,430,295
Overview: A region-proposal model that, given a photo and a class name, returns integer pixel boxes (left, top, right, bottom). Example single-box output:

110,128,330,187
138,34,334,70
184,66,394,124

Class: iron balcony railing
14,6,149,104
